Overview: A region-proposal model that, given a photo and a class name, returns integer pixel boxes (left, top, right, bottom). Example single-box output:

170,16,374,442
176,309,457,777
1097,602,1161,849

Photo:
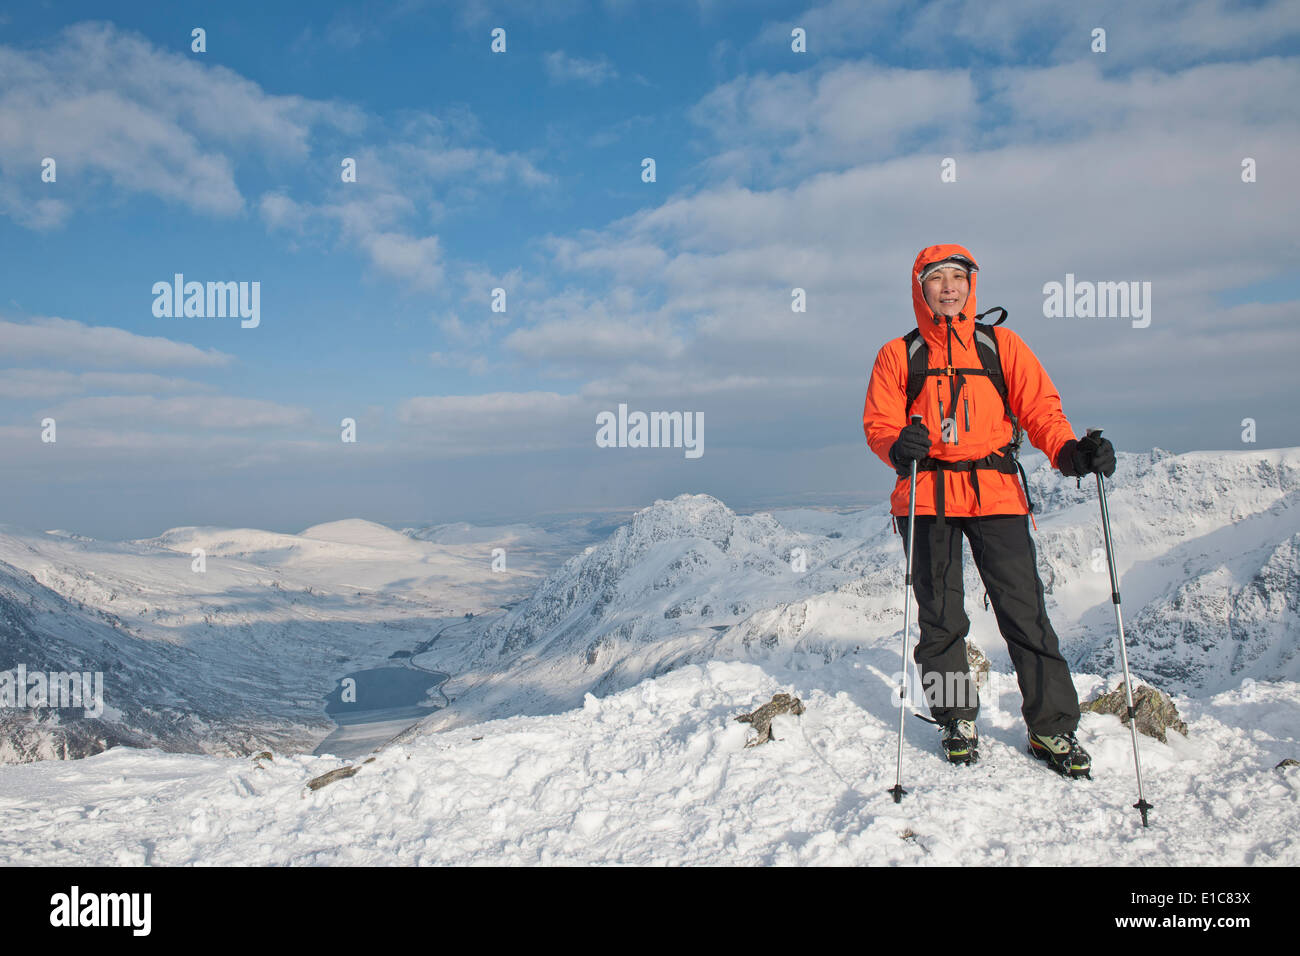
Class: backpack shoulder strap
975,306,1008,326
972,318,1025,446
971,322,1007,405
902,328,927,411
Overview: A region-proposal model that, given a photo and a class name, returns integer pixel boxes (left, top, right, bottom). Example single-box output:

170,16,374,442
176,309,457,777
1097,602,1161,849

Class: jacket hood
912,243,978,349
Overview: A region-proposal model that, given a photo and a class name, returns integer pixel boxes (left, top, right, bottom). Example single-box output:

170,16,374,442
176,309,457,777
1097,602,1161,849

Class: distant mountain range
3,446,1297,764
0,518,551,762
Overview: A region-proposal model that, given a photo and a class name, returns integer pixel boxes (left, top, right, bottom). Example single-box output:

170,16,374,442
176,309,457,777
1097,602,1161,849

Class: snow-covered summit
412,447,1300,737
4,657,1294,865
476,493,826,662
299,519,425,551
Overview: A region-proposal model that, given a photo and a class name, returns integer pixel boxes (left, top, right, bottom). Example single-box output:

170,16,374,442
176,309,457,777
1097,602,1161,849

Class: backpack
899,307,1036,519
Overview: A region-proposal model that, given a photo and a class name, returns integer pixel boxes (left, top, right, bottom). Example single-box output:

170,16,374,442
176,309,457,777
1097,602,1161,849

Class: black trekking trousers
896,514,1080,736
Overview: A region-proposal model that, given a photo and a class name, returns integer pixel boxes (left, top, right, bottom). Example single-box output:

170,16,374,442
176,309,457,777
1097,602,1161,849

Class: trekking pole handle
911,414,923,426
1086,427,1106,491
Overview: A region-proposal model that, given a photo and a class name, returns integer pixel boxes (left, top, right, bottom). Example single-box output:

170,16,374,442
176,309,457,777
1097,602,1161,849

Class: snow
0,516,569,760
137,521,529,599
1,446,1298,863
299,519,426,550
425,447,1300,740
405,521,553,546
0,659,1295,865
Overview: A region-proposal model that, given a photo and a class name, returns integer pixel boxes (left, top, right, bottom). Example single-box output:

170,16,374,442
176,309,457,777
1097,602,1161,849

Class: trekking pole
1086,427,1153,827
889,414,924,804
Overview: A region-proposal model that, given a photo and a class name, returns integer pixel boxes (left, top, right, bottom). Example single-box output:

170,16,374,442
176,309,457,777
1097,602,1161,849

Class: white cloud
0,22,362,227
497,52,1300,451
0,316,233,368
490,281,689,365
985,57,1296,141
367,139,552,189
436,312,492,345
544,50,619,85
1,21,553,302
504,313,686,362
396,390,593,454
543,235,671,278
256,118,551,294
578,368,797,396
398,390,583,425
689,60,976,183
362,232,445,291
430,0,587,32
0,368,217,400
428,350,492,374
759,0,1300,64
0,425,350,480
258,193,313,234
45,394,311,429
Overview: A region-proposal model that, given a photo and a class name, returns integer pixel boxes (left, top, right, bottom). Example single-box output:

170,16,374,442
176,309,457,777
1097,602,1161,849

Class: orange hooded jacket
863,244,1076,519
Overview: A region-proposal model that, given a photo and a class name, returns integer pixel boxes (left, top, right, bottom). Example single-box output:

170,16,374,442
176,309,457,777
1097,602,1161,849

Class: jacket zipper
937,381,944,438
964,397,970,432
945,318,958,445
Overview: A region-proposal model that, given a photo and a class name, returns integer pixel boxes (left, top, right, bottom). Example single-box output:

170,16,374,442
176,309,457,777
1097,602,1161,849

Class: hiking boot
939,718,979,765
1028,731,1092,779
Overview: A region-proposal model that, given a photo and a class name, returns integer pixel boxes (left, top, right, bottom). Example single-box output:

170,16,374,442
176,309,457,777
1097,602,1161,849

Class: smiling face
922,266,970,318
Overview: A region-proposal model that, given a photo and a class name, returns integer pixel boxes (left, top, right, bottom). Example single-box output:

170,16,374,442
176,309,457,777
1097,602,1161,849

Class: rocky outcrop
734,693,805,747
1082,682,1188,742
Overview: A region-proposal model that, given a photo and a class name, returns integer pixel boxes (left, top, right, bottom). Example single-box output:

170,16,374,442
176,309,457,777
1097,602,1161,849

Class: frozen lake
312,665,450,759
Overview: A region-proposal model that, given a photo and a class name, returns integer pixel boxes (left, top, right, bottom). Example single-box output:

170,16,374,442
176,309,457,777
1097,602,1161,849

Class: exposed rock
1081,682,1188,742
306,756,375,791
734,693,804,747
306,764,359,790
967,641,991,690
1276,758,1299,771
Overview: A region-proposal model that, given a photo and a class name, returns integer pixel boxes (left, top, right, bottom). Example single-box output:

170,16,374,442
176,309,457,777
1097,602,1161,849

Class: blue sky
1,0,1298,538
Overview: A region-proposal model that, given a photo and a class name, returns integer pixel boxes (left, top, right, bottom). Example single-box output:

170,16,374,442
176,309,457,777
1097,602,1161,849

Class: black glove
889,421,931,477
1057,434,1116,477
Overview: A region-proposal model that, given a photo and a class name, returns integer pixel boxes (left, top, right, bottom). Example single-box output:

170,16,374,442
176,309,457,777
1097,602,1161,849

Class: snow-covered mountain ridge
411,447,1300,736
